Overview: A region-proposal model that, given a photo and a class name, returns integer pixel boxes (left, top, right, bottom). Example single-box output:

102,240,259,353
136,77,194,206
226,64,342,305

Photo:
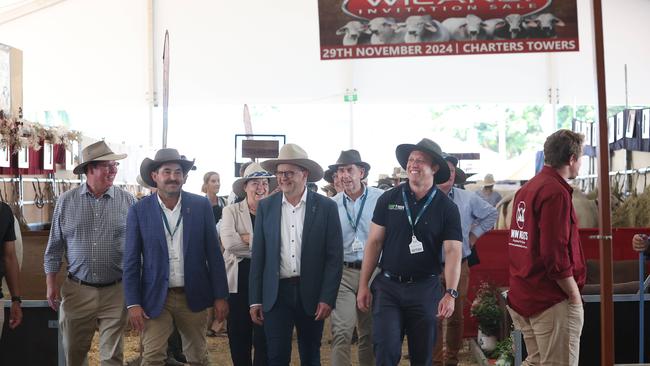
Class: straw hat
139,148,195,188
481,173,497,187
328,149,371,179
395,138,450,184
73,141,127,174
231,162,276,197
260,143,324,182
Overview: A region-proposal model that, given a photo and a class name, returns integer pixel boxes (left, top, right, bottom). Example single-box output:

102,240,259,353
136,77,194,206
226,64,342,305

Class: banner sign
318,0,579,60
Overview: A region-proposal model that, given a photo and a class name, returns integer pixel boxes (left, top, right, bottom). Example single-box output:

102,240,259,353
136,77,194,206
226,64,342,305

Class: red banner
318,0,579,60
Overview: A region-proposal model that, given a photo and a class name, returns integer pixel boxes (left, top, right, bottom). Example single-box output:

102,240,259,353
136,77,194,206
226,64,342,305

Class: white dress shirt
157,194,185,288
279,187,308,278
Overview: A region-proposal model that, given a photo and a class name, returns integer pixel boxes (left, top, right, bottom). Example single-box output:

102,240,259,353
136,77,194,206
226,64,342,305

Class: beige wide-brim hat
232,162,277,197
140,148,195,188
260,143,324,183
481,173,497,187
73,141,127,175
136,175,152,189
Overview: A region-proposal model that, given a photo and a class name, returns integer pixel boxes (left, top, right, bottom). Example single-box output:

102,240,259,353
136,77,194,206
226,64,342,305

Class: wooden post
591,0,614,364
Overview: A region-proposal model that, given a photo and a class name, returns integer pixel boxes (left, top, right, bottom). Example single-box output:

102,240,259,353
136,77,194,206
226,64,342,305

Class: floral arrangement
470,281,504,336
0,111,81,153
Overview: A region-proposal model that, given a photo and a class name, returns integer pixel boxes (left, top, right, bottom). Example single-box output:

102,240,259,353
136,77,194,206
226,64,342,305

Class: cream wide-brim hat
260,143,324,183
73,140,127,175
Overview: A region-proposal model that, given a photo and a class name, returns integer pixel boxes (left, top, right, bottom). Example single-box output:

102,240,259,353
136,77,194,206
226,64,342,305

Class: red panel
463,228,650,338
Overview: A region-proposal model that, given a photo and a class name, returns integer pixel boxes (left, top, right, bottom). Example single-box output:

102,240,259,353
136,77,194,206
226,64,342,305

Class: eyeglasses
275,170,302,179
95,162,120,171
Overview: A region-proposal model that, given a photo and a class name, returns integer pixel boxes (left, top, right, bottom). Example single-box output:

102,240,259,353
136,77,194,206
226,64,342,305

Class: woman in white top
221,163,275,366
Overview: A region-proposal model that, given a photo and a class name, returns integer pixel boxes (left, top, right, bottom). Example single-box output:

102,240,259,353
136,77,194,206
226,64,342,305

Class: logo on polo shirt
515,201,526,230
388,204,404,211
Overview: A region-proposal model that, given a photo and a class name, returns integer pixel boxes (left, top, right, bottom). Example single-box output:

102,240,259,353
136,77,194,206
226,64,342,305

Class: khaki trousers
141,289,209,366
508,299,584,366
433,261,470,366
59,277,127,366
330,267,375,366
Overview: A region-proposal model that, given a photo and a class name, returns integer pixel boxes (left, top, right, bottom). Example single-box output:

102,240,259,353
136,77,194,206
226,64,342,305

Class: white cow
366,17,403,44
527,13,566,38
396,15,450,43
336,21,368,46
482,18,507,39
501,14,528,39
442,14,488,41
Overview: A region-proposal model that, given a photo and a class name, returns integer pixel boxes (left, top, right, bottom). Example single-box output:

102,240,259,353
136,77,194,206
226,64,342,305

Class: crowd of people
0,130,649,366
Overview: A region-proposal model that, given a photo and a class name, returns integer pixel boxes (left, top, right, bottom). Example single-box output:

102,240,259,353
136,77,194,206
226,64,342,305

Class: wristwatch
446,289,459,299
11,296,22,303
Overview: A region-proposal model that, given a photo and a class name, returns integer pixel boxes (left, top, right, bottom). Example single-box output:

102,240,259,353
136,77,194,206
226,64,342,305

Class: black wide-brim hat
140,148,195,188
328,149,371,180
395,138,450,184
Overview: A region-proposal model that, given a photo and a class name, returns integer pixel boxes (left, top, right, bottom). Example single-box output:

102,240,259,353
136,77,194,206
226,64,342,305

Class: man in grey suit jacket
250,143,343,366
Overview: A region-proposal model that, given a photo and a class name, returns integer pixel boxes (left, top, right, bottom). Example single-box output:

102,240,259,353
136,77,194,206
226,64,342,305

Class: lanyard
342,188,368,233
160,204,183,240
402,185,436,232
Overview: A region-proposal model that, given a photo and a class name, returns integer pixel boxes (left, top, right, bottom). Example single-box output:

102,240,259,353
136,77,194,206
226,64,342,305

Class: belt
168,287,185,293
67,273,122,288
381,270,436,284
280,276,300,284
343,261,363,270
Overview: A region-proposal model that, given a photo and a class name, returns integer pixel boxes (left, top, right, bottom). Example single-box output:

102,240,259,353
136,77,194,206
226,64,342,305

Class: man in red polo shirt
507,129,586,366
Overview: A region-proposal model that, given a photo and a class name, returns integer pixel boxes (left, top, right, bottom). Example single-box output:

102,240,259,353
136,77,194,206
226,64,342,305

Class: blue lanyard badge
401,186,436,233
342,188,368,233
160,204,183,240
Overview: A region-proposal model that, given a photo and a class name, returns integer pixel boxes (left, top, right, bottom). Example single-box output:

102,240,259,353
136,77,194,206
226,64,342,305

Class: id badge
352,238,364,252
409,235,424,254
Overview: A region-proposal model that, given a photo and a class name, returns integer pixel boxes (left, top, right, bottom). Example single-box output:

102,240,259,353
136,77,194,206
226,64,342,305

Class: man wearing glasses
44,141,136,366
250,143,343,365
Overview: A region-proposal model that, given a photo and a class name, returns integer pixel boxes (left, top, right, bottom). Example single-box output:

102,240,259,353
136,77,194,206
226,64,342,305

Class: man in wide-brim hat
250,143,343,365
44,140,136,366
357,138,463,365
327,149,384,366
476,173,502,207
433,153,497,366
123,148,229,365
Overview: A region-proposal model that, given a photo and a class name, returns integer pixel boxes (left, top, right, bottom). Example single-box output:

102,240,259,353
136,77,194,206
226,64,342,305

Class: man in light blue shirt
329,150,383,366
433,154,497,366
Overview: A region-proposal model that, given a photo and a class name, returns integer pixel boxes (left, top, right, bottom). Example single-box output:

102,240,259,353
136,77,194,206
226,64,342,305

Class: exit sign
344,89,358,103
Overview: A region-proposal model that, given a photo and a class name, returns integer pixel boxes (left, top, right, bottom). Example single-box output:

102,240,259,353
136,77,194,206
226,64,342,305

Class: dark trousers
228,259,268,366
263,279,324,366
371,274,442,366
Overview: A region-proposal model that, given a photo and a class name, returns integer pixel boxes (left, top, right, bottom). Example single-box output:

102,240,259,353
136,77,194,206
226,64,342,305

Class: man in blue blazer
123,149,229,365
250,143,343,366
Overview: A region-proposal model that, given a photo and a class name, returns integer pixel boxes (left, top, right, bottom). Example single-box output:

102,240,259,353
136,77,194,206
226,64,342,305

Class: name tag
388,204,405,211
409,235,424,254
352,238,364,252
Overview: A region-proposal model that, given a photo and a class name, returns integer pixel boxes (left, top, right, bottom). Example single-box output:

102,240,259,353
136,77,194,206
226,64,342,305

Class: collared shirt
332,185,383,262
157,194,184,288
279,187,308,278
476,189,502,207
372,182,462,277
44,184,136,283
507,166,586,317
441,187,497,262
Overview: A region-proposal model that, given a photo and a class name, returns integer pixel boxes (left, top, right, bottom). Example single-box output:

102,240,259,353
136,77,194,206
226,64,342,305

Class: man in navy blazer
250,143,343,366
123,149,229,365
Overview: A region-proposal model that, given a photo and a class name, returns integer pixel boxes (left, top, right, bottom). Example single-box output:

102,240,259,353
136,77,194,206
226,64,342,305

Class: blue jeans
371,274,442,366
263,279,324,366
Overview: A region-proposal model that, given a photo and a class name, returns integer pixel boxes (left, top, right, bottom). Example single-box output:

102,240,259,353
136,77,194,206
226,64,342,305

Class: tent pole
591,0,614,364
